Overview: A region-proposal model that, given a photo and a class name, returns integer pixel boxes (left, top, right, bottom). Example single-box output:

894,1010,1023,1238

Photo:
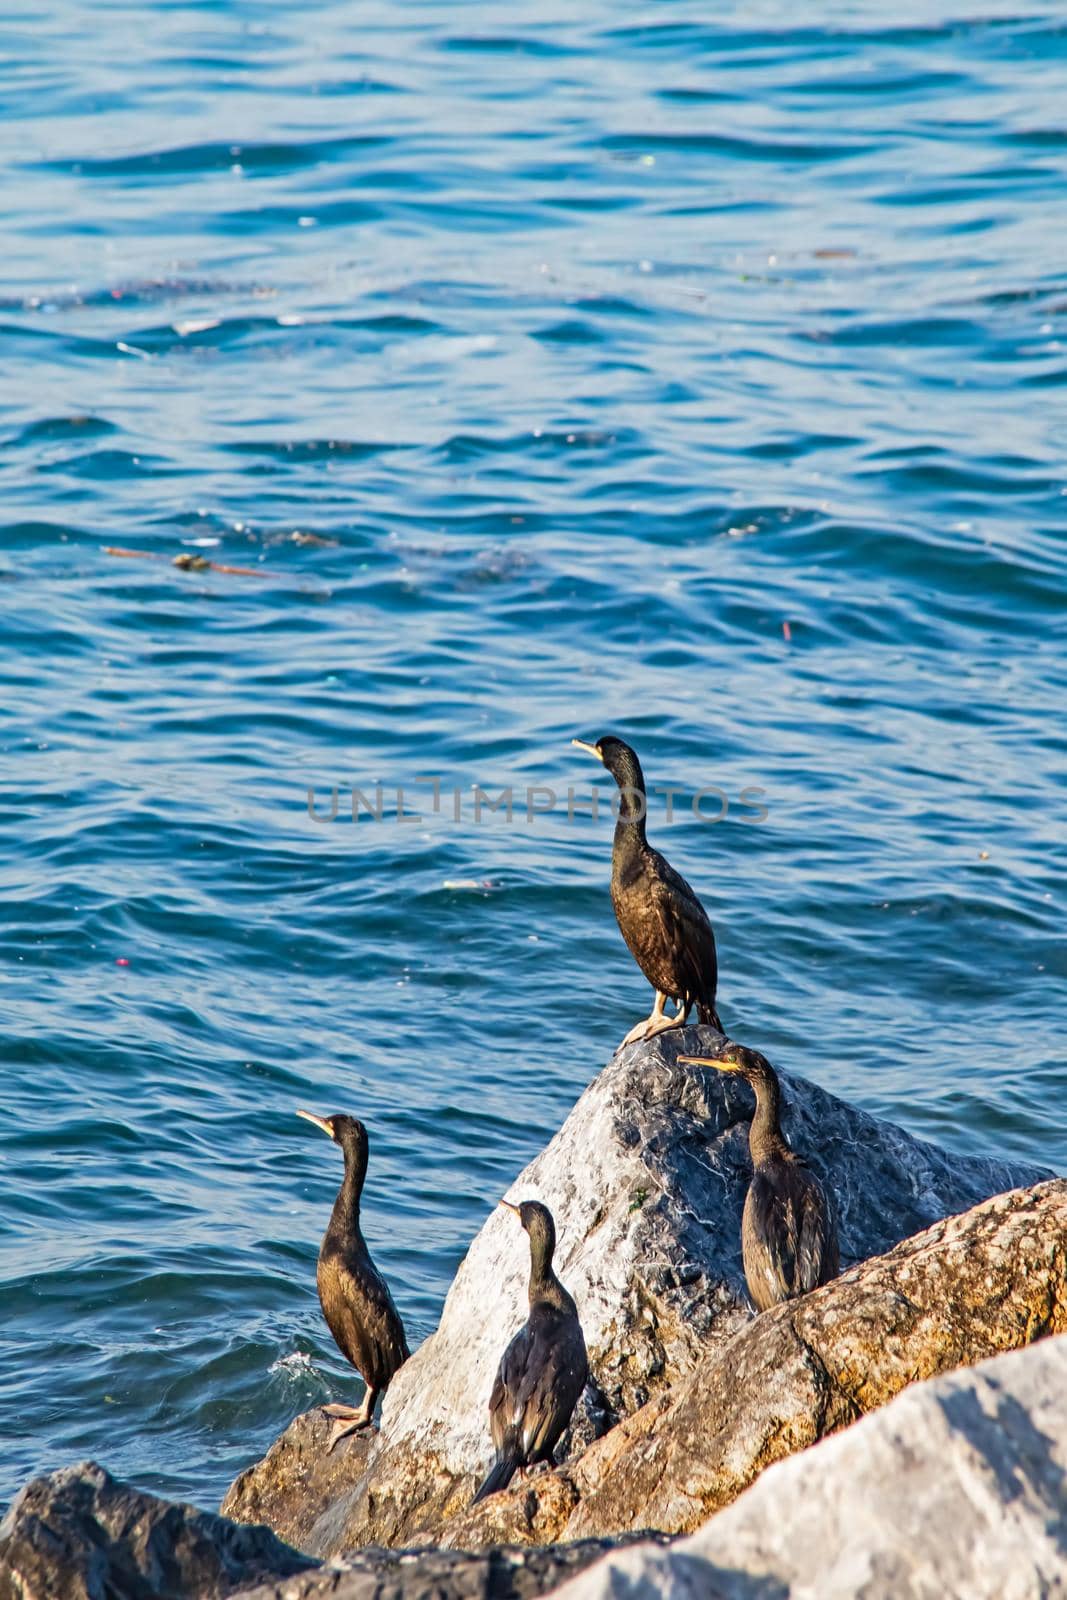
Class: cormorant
472,1199,588,1504
677,1044,840,1310
296,1109,410,1450
572,734,722,1046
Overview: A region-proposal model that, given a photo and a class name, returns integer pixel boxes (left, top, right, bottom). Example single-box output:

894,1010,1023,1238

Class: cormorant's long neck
528,1235,568,1310
748,1072,790,1166
611,759,648,850
329,1143,368,1240
613,812,646,856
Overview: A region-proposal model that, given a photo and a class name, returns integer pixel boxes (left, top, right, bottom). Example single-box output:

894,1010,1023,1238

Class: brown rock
550,1336,1067,1600
564,1178,1067,1538
437,1465,582,1552
221,1410,375,1556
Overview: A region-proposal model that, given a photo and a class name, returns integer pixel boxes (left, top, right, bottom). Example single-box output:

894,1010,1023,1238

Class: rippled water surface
1,0,1065,1509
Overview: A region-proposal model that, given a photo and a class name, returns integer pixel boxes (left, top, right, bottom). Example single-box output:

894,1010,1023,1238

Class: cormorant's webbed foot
321,1394,376,1452
619,993,692,1048
618,991,667,1049
642,998,692,1038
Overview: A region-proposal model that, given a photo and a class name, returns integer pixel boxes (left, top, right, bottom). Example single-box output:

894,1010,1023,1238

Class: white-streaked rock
549,1335,1067,1600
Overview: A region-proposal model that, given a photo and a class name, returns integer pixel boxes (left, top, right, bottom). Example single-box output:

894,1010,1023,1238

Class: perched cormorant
472,1199,588,1504
296,1109,410,1451
677,1044,840,1310
572,734,722,1046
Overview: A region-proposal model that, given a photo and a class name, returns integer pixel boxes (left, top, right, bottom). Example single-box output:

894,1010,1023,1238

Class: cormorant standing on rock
572,734,723,1047
473,1199,588,1504
678,1044,840,1310
296,1109,410,1451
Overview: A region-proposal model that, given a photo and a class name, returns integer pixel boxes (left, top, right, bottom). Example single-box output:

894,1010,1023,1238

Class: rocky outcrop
221,1030,1049,1555
550,1334,1067,1600
0,1461,314,1600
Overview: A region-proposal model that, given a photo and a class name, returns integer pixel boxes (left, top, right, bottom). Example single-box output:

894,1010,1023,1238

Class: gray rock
222,1030,1048,1554
549,1333,1067,1600
0,1461,662,1600
0,1460,315,1600
231,1535,671,1600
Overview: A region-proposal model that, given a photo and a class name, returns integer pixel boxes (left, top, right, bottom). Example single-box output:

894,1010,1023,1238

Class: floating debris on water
104,546,273,580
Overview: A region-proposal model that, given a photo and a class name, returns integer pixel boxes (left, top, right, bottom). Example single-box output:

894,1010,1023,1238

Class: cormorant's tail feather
472,1446,521,1505
698,1002,724,1032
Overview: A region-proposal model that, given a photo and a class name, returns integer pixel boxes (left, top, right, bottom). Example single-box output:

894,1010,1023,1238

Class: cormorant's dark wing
488,1306,588,1466
520,1308,589,1462
318,1246,410,1390
645,847,718,1008
798,1170,839,1290
744,1162,838,1307
487,1323,530,1454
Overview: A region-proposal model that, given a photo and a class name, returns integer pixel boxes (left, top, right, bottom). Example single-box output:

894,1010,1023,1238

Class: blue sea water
1,0,1065,1511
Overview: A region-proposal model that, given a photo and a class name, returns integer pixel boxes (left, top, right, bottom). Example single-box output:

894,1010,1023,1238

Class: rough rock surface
0,1460,314,1600
220,1411,377,1562
559,1178,1067,1540
222,1030,1048,1555
0,1461,661,1600
550,1334,1067,1600
232,1536,669,1600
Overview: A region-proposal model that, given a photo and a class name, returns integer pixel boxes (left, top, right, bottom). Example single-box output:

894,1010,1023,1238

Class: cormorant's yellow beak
500,1199,521,1214
677,1055,739,1073
296,1109,334,1137
571,738,603,763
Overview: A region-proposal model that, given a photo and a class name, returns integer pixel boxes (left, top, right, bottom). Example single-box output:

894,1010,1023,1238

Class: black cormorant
296,1109,410,1450
572,734,722,1046
677,1044,840,1310
472,1199,588,1504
